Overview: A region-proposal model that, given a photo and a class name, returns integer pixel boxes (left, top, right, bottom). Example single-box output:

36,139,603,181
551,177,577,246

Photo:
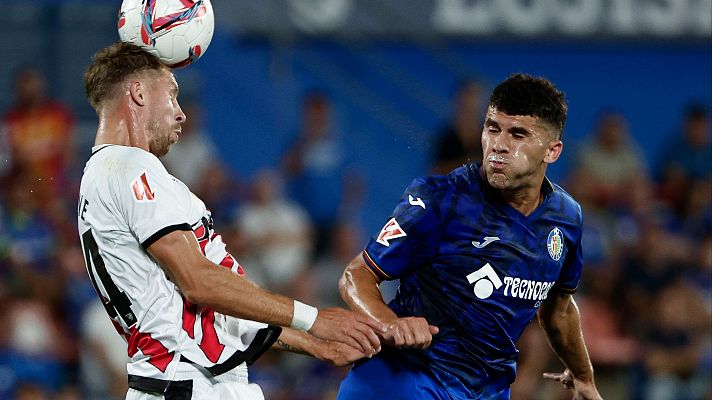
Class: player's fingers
385,325,404,346
355,313,387,335
542,372,564,381
410,320,432,349
429,325,439,335
354,322,381,352
349,326,378,355
401,325,416,347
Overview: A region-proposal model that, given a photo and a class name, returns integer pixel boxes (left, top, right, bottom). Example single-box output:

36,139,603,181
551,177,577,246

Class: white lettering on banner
691,0,712,35
497,0,549,35
431,0,711,36
609,0,636,35
554,0,602,35
432,0,496,34
288,0,353,32
641,0,686,36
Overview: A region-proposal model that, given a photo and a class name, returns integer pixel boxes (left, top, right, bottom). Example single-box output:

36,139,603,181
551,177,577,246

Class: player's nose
175,103,187,124
491,133,509,152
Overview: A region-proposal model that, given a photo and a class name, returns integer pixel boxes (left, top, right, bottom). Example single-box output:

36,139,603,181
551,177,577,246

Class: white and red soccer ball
118,0,214,68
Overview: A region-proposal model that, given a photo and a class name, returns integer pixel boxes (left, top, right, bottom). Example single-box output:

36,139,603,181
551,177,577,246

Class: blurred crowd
0,67,710,400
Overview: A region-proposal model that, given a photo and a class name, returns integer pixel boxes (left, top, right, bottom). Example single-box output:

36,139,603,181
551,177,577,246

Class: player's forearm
339,256,399,324
149,230,300,328
538,295,595,383
272,327,317,357
191,263,295,327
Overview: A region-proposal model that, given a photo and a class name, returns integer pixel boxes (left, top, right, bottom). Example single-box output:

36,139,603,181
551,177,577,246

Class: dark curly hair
488,73,568,139
84,42,166,110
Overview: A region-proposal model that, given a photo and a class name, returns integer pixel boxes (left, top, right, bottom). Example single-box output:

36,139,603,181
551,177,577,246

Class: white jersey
77,144,278,385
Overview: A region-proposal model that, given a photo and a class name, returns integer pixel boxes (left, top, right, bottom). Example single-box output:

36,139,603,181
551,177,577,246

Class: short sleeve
110,151,191,248
555,213,584,294
363,177,441,280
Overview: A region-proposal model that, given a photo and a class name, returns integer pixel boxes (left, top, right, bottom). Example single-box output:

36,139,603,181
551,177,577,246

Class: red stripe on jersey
362,250,392,281
220,254,246,276
193,225,206,240
218,254,234,269
127,327,174,373
199,308,225,363
182,300,198,339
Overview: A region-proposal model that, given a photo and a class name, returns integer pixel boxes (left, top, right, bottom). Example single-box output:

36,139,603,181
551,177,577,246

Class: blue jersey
347,164,583,399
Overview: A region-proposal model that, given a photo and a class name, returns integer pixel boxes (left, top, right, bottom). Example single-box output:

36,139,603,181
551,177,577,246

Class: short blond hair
84,42,166,110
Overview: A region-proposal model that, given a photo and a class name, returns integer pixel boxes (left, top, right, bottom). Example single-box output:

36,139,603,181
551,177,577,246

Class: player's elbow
338,268,354,303
181,284,205,305
174,262,215,306
176,274,206,305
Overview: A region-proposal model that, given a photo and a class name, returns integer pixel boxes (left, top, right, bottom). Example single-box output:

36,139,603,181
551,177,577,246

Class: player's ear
128,80,146,106
544,139,563,164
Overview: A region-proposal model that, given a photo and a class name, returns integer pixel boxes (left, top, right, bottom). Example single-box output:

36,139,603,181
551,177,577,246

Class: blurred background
0,0,710,399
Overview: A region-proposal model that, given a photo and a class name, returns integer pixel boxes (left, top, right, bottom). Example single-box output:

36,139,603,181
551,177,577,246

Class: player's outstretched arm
537,291,602,400
339,255,438,349
272,327,370,367
148,230,384,355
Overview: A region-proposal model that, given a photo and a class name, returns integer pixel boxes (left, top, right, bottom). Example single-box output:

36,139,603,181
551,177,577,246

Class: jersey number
81,230,136,327
181,215,226,363
81,229,173,372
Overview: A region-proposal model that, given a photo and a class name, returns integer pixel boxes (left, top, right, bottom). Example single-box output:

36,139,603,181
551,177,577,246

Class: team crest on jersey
131,171,155,202
547,227,564,261
376,218,407,247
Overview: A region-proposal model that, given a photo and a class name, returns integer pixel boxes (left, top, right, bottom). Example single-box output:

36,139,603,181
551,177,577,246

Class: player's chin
486,174,511,190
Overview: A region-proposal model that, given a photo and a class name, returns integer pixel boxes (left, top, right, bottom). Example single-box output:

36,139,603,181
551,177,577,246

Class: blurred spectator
309,222,364,308
657,104,712,218
2,67,76,204
576,110,647,206
79,299,129,400
659,104,711,181
1,173,60,301
431,79,486,174
234,169,312,295
0,297,71,395
282,90,364,255
0,125,11,182
511,322,566,400
640,279,712,400
162,99,242,227
162,99,219,189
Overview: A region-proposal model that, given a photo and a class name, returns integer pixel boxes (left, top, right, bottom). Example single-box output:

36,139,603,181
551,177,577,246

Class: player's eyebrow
508,126,531,136
484,118,499,128
170,82,179,97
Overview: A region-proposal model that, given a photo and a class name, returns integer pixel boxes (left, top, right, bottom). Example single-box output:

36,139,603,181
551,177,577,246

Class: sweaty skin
481,106,562,216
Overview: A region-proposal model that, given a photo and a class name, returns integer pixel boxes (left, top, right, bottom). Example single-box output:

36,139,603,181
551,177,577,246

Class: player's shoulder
549,180,583,224
87,145,170,188
93,145,165,171
408,164,479,196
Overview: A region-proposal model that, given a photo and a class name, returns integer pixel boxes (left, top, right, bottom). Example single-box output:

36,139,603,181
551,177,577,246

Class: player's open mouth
487,155,507,169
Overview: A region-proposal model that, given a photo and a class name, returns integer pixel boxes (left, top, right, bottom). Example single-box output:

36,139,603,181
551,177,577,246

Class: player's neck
94,108,149,151
502,186,543,217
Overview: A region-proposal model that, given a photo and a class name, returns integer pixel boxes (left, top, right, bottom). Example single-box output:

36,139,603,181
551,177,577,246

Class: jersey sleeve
555,211,584,294
363,177,441,280
109,150,192,249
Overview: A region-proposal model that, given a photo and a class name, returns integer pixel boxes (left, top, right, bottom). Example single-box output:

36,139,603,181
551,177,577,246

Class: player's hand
381,317,439,349
312,338,370,367
308,307,386,357
543,369,603,400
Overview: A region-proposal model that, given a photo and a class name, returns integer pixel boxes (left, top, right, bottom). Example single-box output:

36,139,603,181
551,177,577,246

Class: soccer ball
118,0,214,68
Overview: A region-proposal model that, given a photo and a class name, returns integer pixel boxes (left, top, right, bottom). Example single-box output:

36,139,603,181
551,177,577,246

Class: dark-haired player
337,74,602,399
